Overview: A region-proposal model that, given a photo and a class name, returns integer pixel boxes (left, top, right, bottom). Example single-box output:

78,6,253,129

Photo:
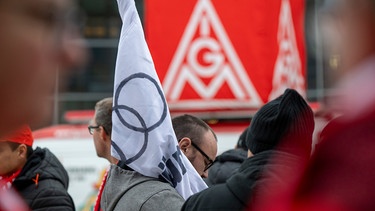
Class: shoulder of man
114,179,184,211
19,179,75,211
182,183,244,211
139,180,185,211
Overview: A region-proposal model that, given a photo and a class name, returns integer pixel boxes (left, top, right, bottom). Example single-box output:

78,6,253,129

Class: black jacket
205,149,247,186
12,147,75,211
182,150,301,211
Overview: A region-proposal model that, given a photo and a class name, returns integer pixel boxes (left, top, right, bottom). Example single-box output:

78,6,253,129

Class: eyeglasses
191,142,214,172
88,125,100,135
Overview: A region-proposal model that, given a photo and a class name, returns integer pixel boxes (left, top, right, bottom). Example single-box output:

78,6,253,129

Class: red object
0,169,22,189
145,0,306,116
64,110,95,124
93,168,109,211
2,125,33,146
32,124,91,140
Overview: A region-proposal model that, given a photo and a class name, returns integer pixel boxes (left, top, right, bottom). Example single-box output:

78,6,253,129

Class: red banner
145,0,306,116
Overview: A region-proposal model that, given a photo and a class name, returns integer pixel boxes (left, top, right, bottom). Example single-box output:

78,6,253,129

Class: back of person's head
95,97,113,136
172,114,217,145
236,126,250,151
246,89,314,156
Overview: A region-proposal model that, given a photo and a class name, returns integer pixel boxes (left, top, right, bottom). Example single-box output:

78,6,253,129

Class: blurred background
52,0,335,126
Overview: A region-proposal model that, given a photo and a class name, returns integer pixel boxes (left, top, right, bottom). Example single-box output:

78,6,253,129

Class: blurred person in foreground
0,125,74,210
0,0,86,209
182,89,314,210
253,0,375,210
204,126,249,186
0,0,87,136
0,181,29,211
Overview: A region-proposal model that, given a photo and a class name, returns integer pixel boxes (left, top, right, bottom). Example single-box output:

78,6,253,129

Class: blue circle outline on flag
112,72,168,164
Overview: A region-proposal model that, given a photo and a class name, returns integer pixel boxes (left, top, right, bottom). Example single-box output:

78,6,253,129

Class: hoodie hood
13,147,69,190
101,164,175,210
205,149,248,186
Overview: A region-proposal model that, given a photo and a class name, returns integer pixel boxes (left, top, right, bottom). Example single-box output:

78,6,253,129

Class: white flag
111,0,208,199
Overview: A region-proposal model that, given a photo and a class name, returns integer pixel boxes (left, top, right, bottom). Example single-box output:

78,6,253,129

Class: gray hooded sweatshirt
101,164,184,211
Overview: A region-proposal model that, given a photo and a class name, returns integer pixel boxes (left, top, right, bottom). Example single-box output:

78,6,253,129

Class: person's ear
99,126,108,141
17,144,28,159
178,137,192,153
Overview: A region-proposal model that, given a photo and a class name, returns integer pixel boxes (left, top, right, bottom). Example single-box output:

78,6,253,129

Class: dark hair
236,126,249,151
8,142,34,158
95,97,113,135
172,114,217,145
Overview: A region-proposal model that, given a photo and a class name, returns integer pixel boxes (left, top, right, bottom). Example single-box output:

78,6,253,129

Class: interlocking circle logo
112,73,167,164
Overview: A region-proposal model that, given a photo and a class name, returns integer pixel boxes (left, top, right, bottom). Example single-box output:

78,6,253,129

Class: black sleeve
26,180,75,211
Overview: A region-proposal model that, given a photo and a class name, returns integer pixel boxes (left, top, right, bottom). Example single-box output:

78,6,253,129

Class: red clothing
294,109,375,210
94,168,109,211
0,169,21,190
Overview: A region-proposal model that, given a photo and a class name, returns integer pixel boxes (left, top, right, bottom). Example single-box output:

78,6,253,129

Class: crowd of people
1,0,375,210
89,97,218,210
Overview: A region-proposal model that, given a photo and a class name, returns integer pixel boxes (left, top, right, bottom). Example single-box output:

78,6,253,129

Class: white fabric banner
111,0,208,199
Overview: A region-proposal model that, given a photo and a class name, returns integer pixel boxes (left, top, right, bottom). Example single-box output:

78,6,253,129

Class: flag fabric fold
111,0,208,199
